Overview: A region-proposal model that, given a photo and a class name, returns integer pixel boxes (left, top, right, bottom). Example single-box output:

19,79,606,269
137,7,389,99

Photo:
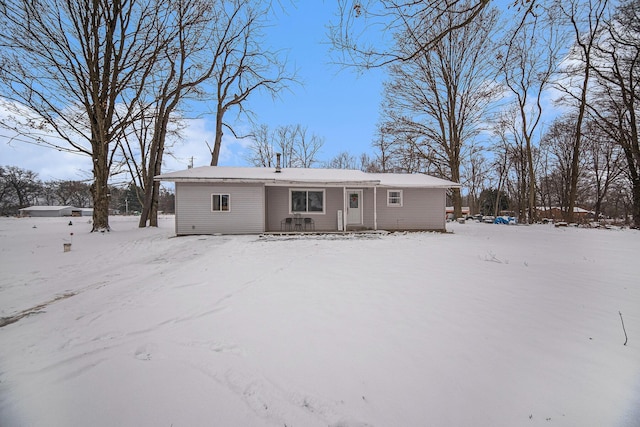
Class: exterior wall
375,188,447,231
175,182,264,235
266,186,446,232
265,186,345,232
174,183,447,234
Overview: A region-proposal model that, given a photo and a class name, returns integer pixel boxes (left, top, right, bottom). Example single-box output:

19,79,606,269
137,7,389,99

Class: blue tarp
494,216,517,225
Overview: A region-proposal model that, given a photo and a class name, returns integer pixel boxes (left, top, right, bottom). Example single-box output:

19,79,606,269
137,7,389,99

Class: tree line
0,165,174,217
326,0,640,227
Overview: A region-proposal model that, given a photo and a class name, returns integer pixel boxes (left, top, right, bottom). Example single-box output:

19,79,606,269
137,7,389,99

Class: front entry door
347,190,363,225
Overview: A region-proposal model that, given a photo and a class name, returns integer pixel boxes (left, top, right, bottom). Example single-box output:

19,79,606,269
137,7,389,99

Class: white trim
289,188,326,214
387,189,403,207
211,193,230,212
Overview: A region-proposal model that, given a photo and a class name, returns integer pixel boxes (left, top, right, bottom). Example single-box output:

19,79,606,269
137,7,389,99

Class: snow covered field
1,216,639,427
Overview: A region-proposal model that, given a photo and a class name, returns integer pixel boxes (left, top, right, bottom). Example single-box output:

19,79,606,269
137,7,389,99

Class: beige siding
174,183,446,234
375,188,446,231
175,182,264,235
265,187,345,232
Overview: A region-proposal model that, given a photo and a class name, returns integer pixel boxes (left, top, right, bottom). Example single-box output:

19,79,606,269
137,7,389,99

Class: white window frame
211,193,230,212
289,188,326,214
387,189,403,207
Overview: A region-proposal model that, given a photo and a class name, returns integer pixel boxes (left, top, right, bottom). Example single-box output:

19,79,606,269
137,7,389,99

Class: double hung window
387,190,403,207
211,194,230,212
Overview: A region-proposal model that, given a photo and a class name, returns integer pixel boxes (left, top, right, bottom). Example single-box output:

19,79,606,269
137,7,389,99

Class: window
211,194,230,212
290,189,324,213
387,190,403,207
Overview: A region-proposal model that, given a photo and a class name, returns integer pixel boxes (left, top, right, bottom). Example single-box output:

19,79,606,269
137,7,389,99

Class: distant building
19,206,92,217
446,206,470,220
536,206,594,222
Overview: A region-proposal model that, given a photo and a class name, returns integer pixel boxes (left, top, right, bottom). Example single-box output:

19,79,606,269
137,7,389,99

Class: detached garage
19,206,75,217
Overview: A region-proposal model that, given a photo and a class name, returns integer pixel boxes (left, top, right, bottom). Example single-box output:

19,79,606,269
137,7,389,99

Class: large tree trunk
149,181,160,227
449,157,462,218
632,177,640,229
139,109,169,228
91,148,111,232
625,146,640,228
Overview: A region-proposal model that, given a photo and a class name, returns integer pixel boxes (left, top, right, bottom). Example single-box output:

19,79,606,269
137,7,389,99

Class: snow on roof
368,173,460,188
156,166,460,188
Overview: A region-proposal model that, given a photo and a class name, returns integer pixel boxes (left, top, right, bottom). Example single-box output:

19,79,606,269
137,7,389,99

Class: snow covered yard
0,216,639,427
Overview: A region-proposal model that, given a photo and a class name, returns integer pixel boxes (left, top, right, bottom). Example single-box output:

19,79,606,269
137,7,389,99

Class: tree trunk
91,151,111,232
210,109,224,166
525,137,536,224
149,181,160,227
139,109,169,228
449,154,462,218
629,162,640,229
567,78,590,224
451,188,462,219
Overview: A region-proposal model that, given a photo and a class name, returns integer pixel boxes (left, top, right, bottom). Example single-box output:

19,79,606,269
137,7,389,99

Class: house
155,166,460,235
536,206,595,222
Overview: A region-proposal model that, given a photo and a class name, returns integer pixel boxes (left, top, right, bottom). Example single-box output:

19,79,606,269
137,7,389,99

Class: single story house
155,166,460,235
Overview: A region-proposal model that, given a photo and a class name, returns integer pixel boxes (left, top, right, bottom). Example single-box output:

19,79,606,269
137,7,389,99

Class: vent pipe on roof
276,153,281,173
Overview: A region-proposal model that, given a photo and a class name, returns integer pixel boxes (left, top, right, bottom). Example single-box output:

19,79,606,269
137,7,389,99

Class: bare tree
461,143,490,215
0,166,41,213
54,180,93,208
497,5,564,223
245,124,277,167
206,1,296,166
329,0,492,68
538,116,585,213
293,125,324,168
127,0,230,228
0,0,167,231
378,3,500,217
489,112,515,217
492,107,531,220
590,0,640,228
554,0,609,222
245,123,324,168
324,151,358,169
582,119,626,219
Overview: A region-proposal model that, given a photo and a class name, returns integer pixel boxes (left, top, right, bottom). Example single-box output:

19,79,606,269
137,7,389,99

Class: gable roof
156,166,460,189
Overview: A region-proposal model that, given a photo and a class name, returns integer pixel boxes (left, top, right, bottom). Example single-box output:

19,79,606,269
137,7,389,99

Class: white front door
347,190,363,225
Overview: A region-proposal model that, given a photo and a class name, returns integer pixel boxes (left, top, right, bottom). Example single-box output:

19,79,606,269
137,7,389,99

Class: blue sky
0,2,386,182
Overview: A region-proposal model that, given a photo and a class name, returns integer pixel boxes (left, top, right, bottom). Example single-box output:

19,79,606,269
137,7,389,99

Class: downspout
343,186,347,233
374,186,378,230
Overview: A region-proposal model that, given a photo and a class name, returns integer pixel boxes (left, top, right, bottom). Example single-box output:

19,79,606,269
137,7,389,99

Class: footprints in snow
134,340,240,362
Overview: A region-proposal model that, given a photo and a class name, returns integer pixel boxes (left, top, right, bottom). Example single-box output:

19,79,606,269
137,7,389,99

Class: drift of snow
1,216,639,426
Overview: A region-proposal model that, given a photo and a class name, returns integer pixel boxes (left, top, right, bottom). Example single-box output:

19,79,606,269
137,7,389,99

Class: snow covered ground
0,216,639,427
